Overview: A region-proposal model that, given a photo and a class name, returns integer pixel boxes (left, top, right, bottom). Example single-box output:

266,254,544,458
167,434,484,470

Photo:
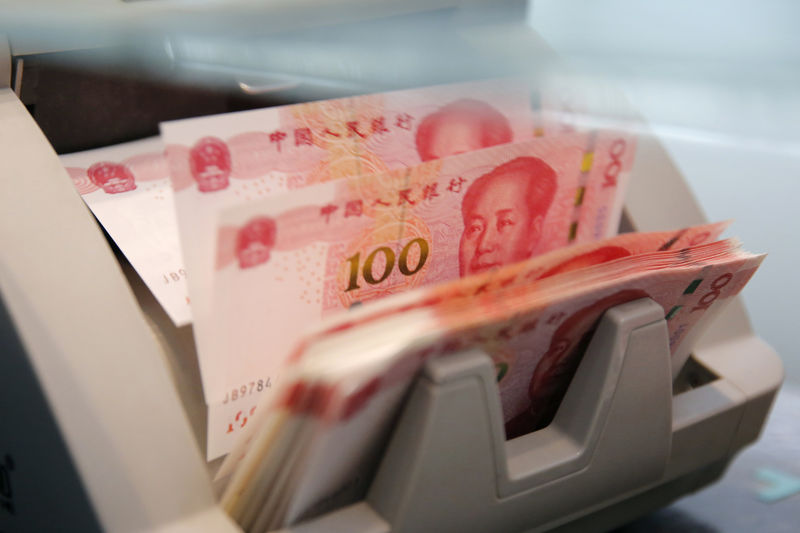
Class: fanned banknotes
161,79,636,458
208,131,634,458
162,79,545,458
60,138,190,326
218,228,763,531
215,221,729,483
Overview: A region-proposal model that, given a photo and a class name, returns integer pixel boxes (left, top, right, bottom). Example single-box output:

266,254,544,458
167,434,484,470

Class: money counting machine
0,4,784,532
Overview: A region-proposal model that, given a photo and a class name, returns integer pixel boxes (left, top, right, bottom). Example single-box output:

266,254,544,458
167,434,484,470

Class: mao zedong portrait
415,99,513,162
504,289,648,439
458,157,557,277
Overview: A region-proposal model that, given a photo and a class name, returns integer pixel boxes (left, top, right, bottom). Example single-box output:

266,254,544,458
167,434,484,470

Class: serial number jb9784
222,378,272,404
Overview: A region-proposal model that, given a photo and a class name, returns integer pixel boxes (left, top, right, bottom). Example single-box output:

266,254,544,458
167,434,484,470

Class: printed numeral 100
345,238,429,292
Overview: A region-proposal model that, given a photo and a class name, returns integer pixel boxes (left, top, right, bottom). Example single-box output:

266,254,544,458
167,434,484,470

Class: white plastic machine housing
0,63,783,533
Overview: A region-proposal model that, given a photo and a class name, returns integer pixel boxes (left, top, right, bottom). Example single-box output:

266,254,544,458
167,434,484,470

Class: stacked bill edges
218,221,763,531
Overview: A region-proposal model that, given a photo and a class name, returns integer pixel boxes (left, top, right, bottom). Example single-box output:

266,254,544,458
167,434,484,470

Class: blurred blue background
529,0,800,386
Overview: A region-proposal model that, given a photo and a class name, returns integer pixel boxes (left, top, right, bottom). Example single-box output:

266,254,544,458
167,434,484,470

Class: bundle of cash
57,77,764,531
61,79,637,459
218,223,763,531
158,79,635,458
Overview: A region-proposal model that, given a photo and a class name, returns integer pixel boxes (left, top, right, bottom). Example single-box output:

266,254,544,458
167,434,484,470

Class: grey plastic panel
0,35,10,88
275,295,784,533
0,291,103,533
502,299,670,495
692,335,784,458
366,298,673,533
0,89,239,533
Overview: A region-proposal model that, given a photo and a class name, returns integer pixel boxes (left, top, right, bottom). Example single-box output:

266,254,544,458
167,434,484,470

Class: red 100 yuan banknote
214,221,728,486
208,130,634,458
59,138,190,327
291,221,731,342
161,79,542,459
219,238,763,529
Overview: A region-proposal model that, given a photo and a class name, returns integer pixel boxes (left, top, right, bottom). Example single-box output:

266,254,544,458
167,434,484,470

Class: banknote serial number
162,268,187,284
344,238,429,292
222,378,272,404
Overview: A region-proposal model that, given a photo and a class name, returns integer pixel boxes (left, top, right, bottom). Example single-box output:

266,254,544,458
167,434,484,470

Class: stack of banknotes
58,79,763,531
217,223,761,530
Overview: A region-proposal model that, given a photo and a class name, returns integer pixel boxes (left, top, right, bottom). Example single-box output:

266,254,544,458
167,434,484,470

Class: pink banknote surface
294,221,731,345
209,127,635,459
234,239,762,527
431,240,760,435
59,138,191,326
161,79,540,459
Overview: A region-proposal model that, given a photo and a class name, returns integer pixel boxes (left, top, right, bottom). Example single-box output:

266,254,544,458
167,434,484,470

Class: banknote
208,129,634,458
430,241,760,434
59,138,190,326
161,79,540,458
220,238,763,528
293,221,731,343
